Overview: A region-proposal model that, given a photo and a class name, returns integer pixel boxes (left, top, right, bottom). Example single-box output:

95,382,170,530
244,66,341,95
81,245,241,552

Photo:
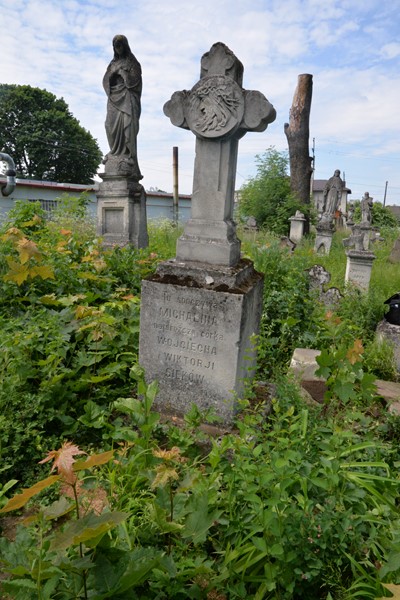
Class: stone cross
164,42,276,267
343,224,370,252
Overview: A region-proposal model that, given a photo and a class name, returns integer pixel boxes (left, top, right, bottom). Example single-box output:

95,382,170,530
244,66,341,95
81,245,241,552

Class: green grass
1,205,400,598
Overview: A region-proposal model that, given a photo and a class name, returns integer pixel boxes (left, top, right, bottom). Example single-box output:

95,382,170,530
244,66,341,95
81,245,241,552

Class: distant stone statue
346,202,355,226
103,34,142,180
322,169,343,217
361,192,373,225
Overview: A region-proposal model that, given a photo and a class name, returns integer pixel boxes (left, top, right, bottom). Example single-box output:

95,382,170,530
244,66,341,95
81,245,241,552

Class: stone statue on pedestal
361,192,373,225
96,35,148,249
103,34,142,180
319,169,344,228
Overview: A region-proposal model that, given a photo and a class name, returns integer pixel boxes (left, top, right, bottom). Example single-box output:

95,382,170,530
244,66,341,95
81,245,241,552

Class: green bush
237,147,313,235
2,200,400,597
1,375,399,599
352,200,399,229
0,200,146,484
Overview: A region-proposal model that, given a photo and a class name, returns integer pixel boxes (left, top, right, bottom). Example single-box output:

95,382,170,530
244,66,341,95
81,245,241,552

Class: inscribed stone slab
139,275,263,422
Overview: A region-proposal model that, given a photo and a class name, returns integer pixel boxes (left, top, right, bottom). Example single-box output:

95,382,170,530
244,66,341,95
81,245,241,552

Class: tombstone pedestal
96,174,149,248
177,221,241,266
139,259,264,423
289,211,306,244
345,250,375,290
314,227,333,254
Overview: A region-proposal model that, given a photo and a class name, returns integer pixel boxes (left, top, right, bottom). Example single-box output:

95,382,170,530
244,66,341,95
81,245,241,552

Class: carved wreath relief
187,75,244,139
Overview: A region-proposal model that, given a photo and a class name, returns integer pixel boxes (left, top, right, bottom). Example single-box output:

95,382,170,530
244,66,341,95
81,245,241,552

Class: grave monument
139,42,276,422
314,169,344,254
96,35,148,248
343,200,375,291
289,210,306,244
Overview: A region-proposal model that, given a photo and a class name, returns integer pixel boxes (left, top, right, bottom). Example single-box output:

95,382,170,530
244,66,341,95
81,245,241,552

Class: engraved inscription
159,306,217,326
157,336,217,355
148,286,231,387
161,352,215,370
165,368,205,383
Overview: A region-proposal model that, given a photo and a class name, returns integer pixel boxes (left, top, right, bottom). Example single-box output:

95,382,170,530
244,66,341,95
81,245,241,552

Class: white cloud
380,42,400,60
1,0,400,201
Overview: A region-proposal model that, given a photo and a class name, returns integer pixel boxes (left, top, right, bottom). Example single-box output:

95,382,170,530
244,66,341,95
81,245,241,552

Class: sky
1,0,400,204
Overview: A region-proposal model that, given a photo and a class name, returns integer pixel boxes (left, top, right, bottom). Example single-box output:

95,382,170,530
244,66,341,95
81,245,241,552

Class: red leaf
39,442,86,483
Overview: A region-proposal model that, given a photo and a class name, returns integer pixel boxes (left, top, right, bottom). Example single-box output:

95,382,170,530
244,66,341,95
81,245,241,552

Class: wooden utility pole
383,180,388,206
284,74,313,234
172,146,179,224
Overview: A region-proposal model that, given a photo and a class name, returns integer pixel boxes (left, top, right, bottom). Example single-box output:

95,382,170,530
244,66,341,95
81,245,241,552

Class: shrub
237,147,313,235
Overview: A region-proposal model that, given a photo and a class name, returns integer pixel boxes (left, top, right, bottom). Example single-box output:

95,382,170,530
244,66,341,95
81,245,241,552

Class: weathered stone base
376,319,400,373
289,212,306,244
314,228,333,254
345,250,375,290
176,219,241,267
96,175,148,248
139,259,264,423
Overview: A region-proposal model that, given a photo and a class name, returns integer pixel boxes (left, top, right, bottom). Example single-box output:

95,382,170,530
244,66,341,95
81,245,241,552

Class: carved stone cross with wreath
164,42,276,267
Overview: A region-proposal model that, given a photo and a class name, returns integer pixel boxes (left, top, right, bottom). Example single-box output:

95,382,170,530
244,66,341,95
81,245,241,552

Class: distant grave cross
164,42,276,267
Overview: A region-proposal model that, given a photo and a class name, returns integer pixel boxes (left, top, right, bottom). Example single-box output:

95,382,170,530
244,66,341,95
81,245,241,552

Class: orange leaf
1,227,24,241
0,475,60,514
153,446,182,461
73,450,114,471
380,584,400,599
346,338,364,365
17,238,42,264
39,442,86,484
324,310,341,325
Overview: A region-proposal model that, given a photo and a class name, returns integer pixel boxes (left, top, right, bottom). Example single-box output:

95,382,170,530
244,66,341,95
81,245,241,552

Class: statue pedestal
289,211,306,244
314,227,333,254
345,250,375,291
96,174,148,248
139,259,264,424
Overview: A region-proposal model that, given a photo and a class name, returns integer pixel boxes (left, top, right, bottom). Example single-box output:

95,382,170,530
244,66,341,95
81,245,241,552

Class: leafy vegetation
237,147,314,235
0,84,102,183
351,200,398,229
1,199,400,598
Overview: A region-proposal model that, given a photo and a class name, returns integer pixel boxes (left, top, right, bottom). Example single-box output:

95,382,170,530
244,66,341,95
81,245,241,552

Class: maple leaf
17,238,42,264
1,227,24,242
324,310,341,325
93,259,107,273
153,446,182,462
346,338,364,365
21,214,43,227
29,265,55,281
75,305,99,319
56,239,69,250
3,259,30,285
151,464,179,489
39,442,86,484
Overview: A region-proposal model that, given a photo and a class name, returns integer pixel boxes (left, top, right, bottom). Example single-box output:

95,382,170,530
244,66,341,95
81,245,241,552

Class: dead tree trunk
284,74,313,234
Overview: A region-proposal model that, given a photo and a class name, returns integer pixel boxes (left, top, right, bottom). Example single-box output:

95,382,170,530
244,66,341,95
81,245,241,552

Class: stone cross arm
163,42,276,142
164,88,276,139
